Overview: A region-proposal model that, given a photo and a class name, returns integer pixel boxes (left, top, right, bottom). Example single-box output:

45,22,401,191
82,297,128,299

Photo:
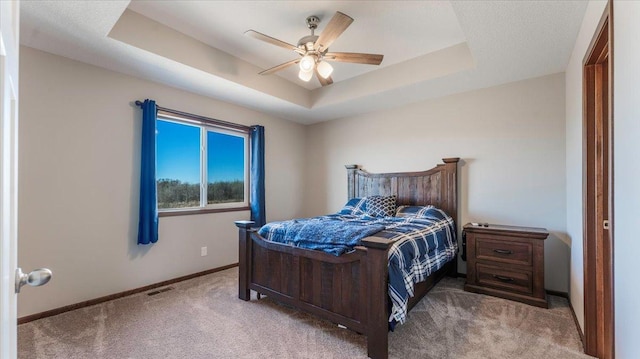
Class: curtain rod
134,100,253,132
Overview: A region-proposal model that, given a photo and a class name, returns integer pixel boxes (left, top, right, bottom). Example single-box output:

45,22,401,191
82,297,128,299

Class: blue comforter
258,214,387,255
276,219,385,256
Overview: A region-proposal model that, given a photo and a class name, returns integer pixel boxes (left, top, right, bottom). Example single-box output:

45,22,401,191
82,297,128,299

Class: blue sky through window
156,120,245,184
207,131,245,182
157,120,199,184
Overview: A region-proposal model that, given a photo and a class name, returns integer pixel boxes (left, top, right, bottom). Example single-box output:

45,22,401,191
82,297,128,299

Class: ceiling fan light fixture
298,69,313,82
246,12,382,87
316,61,334,79
299,54,316,72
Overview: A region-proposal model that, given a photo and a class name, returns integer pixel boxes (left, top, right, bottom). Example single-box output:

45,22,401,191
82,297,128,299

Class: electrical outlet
200,246,207,256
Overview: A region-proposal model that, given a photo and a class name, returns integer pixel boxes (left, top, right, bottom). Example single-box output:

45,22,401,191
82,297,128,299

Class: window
156,111,249,213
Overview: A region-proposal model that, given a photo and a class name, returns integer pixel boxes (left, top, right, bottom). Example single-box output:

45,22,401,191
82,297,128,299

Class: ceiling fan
245,11,384,87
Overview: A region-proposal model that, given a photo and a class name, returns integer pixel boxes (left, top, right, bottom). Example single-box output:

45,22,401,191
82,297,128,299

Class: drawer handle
493,275,514,282
493,249,513,255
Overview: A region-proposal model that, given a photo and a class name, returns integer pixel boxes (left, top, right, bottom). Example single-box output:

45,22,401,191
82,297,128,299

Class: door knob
15,267,52,293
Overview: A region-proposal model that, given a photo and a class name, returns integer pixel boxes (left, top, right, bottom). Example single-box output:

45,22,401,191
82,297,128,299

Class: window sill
159,206,250,217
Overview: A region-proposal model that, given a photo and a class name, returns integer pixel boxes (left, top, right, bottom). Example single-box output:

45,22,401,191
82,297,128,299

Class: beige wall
18,46,574,316
17,47,307,317
305,73,569,292
565,0,607,332
613,2,640,357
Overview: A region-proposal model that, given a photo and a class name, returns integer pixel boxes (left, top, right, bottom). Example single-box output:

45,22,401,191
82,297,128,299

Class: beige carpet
18,268,592,359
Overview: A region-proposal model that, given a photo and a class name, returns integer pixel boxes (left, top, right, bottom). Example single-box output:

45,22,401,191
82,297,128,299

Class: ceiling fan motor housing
300,15,321,51
298,15,320,51
297,35,319,51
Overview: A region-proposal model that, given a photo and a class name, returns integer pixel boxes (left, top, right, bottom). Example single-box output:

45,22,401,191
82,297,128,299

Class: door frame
582,1,614,358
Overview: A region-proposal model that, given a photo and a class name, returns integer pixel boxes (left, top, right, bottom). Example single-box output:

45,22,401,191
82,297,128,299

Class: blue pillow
366,195,397,217
338,197,367,215
395,205,435,218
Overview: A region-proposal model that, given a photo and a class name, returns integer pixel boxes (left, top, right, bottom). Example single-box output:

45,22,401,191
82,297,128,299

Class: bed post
442,158,460,277
345,164,359,199
441,158,459,225
235,220,255,301
362,236,393,359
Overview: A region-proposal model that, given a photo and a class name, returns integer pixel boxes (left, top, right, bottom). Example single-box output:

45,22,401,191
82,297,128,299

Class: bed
234,158,459,359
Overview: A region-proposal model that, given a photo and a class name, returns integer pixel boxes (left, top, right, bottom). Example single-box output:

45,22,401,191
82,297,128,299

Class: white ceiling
19,1,588,124
127,1,467,89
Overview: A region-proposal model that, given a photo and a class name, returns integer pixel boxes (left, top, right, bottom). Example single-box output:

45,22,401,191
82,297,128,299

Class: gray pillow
366,195,397,217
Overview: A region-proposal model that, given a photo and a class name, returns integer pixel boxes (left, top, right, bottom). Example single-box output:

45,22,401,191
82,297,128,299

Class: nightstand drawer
476,236,532,266
476,263,533,295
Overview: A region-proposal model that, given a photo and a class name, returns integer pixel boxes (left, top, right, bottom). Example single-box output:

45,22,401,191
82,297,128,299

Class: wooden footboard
234,158,459,359
235,220,392,358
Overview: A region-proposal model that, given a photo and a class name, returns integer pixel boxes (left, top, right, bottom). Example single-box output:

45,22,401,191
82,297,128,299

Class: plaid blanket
257,208,457,327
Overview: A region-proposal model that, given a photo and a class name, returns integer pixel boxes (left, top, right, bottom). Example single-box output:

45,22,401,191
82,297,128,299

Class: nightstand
463,223,549,308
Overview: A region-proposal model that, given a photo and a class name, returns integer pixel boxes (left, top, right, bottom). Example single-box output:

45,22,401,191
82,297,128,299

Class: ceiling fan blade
324,52,384,65
259,59,300,75
315,69,333,87
245,30,300,53
315,12,354,52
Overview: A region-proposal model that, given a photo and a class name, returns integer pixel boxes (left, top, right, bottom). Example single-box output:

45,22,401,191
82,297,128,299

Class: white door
1,3,52,358
0,0,20,358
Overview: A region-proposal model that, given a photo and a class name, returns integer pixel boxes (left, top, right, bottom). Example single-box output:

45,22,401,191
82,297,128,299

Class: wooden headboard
345,158,459,225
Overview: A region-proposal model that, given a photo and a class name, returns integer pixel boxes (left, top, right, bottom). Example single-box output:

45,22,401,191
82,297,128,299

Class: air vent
147,287,174,296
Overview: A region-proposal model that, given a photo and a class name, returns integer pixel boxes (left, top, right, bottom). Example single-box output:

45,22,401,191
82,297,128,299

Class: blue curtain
250,125,266,227
137,99,159,245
